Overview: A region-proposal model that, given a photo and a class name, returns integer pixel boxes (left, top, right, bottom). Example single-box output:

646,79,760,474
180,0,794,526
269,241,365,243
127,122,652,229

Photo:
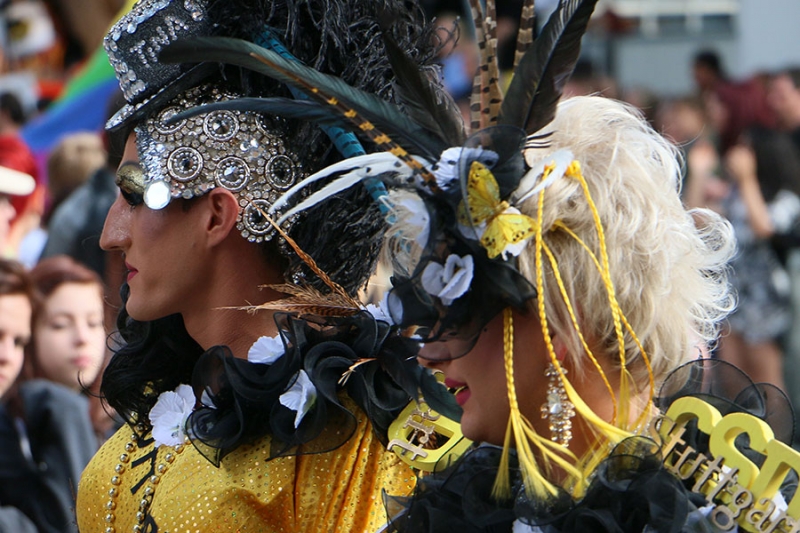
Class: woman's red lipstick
444,378,470,406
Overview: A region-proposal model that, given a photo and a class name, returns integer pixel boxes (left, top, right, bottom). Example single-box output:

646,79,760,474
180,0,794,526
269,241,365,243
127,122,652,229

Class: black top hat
104,0,217,131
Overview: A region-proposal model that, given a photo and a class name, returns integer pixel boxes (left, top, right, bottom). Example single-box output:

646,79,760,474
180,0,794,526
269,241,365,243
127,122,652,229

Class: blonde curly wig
517,96,736,387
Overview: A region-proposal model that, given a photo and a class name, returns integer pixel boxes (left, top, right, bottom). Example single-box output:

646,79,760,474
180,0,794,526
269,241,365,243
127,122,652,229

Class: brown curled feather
257,207,362,309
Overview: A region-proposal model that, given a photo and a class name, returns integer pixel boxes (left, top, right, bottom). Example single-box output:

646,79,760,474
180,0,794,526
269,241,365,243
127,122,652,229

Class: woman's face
420,310,549,444
34,282,105,390
0,293,31,398
100,133,211,321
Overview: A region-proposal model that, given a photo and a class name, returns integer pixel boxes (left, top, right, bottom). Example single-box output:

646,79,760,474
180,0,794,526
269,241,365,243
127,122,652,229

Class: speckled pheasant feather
514,0,536,70
468,0,502,132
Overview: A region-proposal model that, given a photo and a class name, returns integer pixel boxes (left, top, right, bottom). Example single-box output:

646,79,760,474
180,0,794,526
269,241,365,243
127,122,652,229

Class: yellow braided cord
519,421,582,479
529,191,600,494
540,241,618,422
488,160,659,500
567,162,630,429
550,220,656,428
492,415,514,499
492,308,561,500
537,188,630,444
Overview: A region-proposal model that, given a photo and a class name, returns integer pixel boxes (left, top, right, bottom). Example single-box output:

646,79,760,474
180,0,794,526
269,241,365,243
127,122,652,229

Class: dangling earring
541,363,575,446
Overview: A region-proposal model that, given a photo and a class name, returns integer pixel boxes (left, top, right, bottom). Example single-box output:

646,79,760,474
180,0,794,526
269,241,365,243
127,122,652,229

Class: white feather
269,152,405,214
275,155,430,224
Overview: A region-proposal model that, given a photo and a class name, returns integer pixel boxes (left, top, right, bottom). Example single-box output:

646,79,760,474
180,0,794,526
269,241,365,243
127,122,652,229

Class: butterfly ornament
458,161,536,259
457,148,576,260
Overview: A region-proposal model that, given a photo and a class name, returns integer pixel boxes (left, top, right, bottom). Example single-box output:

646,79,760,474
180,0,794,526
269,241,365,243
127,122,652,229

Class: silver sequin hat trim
136,84,306,243
104,0,214,132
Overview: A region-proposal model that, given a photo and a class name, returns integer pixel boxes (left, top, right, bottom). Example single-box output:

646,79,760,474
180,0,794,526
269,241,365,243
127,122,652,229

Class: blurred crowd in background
3,0,800,531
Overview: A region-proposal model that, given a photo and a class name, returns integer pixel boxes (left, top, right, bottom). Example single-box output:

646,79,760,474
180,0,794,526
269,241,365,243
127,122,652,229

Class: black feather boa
186,310,460,465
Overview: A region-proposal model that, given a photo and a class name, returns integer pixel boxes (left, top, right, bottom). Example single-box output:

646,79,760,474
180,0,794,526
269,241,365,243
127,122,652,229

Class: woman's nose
0,334,16,364
73,321,90,346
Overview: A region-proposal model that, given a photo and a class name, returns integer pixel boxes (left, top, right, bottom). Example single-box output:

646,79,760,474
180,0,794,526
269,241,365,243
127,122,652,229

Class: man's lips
125,262,138,281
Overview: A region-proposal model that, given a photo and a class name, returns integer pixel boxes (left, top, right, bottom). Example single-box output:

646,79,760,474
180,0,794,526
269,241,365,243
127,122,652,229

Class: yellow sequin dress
77,398,415,533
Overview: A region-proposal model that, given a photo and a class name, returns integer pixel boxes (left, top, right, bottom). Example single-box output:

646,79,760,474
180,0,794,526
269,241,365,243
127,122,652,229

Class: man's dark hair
694,50,725,79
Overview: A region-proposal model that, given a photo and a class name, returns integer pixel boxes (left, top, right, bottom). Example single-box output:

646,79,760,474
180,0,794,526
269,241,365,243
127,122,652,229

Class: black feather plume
379,29,466,148
498,0,599,135
161,37,444,160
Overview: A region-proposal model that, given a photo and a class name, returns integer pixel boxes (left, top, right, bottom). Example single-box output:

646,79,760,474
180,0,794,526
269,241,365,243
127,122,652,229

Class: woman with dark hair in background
0,258,96,533
27,255,113,440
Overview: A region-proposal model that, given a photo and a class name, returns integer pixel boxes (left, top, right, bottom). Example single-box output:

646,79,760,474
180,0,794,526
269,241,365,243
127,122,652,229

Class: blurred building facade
590,0,800,96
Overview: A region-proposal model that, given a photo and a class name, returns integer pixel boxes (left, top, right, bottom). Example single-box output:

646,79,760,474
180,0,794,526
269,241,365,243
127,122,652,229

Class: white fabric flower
248,335,284,364
421,254,474,305
457,218,485,242
430,147,499,190
149,384,195,448
279,370,318,428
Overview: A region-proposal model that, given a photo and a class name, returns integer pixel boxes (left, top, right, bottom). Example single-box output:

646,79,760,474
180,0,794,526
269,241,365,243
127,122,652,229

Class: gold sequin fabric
77,398,416,532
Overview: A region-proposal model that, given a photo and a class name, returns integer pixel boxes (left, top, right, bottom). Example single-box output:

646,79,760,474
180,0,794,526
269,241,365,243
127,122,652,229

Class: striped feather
514,0,536,71
484,0,503,125
245,49,440,190
468,0,486,132
468,0,502,131
251,283,361,317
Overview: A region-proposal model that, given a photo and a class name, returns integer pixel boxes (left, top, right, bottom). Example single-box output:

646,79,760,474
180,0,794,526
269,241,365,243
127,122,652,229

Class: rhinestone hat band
136,84,306,243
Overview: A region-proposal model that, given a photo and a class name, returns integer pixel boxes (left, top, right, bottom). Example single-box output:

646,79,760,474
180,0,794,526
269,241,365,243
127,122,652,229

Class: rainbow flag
21,0,136,157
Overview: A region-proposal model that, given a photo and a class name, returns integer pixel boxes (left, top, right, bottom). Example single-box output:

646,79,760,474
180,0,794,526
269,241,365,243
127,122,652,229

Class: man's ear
203,188,239,247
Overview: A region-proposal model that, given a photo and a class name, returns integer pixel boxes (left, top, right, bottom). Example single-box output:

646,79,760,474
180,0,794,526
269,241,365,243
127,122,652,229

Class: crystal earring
540,363,575,446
